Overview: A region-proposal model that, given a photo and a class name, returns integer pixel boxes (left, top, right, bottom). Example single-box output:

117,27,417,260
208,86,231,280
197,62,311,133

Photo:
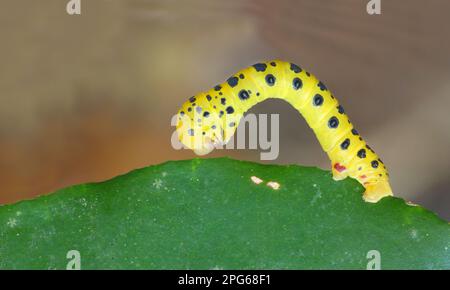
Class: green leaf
0,158,448,269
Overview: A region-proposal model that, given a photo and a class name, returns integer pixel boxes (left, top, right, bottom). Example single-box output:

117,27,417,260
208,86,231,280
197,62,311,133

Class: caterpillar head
176,94,241,155
175,108,219,156
176,112,216,156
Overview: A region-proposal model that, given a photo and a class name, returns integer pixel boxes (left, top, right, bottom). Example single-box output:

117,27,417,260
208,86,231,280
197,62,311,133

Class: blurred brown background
1,0,449,219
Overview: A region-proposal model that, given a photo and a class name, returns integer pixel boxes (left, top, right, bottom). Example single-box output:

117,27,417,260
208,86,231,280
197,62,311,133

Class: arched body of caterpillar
176,60,393,202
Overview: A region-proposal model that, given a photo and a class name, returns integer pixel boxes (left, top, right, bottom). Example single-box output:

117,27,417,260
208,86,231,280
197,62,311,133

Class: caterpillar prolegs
176,60,393,202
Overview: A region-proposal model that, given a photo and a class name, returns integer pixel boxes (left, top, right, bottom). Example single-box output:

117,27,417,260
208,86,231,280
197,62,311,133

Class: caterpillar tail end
362,181,393,203
332,163,393,203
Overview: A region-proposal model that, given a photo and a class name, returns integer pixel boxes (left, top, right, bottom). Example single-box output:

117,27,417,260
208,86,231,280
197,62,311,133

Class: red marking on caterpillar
334,163,346,172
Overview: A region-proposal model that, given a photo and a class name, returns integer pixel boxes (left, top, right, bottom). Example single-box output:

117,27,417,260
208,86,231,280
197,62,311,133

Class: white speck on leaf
267,181,280,190
251,176,263,184
152,179,163,189
162,171,167,177
80,198,88,207
7,218,17,228
410,229,418,240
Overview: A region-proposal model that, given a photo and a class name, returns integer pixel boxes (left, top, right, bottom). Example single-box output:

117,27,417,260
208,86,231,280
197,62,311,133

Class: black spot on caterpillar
176,60,392,202
253,63,267,72
293,78,302,90
238,90,250,100
313,94,324,106
227,76,239,88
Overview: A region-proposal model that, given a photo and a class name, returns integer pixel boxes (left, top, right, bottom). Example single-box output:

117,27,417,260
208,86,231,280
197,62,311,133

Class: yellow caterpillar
176,60,393,202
